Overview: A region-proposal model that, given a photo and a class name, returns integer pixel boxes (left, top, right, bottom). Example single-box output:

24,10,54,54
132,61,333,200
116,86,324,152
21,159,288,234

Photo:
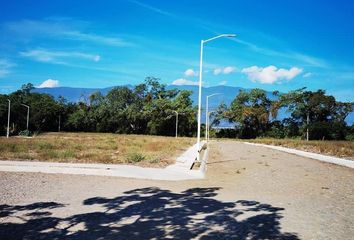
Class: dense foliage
213,88,353,140
0,78,196,137
0,78,353,140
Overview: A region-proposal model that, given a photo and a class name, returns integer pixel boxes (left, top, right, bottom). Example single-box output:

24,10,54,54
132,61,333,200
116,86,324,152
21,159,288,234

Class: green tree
226,89,274,138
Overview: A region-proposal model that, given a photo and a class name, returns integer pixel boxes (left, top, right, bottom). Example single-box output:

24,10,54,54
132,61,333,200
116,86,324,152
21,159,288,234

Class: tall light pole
205,93,222,140
21,104,30,131
207,110,216,142
173,110,178,138
197,34,236,160
306,112,309,141
6,99,10,138
58,115,61,132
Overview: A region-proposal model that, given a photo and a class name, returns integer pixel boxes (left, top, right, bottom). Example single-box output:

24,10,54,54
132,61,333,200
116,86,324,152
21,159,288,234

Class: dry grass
0,132,195,167
244,138,354,159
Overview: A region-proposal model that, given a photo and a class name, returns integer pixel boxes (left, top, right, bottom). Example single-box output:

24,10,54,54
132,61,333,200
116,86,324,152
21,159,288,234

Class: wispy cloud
4,19,132,47
0,59,15,78
303,72,313,78
241,65,303,84
127,0,174,17
124,1,327,69
20,49,101,64
219,80,227,85
231,38,327,68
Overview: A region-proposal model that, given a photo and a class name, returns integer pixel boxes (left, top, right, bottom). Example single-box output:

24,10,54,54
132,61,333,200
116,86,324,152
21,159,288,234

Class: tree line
0,77,353,140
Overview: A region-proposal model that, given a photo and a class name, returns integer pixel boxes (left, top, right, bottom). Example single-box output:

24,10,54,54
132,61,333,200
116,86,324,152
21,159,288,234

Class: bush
127,152,145,163
345,134,354,141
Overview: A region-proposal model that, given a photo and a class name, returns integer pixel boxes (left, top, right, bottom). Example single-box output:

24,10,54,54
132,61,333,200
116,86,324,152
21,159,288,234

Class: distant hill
33,84,272,109
33,86,119,103
33,85,354,125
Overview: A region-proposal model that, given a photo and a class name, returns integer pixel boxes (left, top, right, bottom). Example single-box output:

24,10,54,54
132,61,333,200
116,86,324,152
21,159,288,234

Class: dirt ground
0,140,353,239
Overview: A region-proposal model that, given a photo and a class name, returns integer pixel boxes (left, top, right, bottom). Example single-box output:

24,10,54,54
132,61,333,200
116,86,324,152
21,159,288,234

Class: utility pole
205,93,222,140
173,111,178,138
306,112,309,141
207,111,216,142
7,99,10,138
58,115,61,132
21,104,30,131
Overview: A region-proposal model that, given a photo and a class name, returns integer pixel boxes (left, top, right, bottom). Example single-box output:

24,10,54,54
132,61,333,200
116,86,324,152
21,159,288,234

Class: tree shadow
0,187,299,239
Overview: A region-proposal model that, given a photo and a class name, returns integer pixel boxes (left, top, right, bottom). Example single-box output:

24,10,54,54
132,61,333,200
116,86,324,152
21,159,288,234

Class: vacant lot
245,138,354,159
0,132,195,167
0,141,353,239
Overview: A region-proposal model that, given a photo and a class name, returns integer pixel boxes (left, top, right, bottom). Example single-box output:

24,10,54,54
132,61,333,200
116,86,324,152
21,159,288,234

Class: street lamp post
173,110,178,138
207,110,216,142
196,34,236,161
21,104,30,131
306,112,309,141
205,93,222,141
6,99,10,138
58,115,61,132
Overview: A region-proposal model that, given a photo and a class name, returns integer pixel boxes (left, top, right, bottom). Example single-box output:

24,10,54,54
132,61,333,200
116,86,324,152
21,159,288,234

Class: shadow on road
0,187,299,239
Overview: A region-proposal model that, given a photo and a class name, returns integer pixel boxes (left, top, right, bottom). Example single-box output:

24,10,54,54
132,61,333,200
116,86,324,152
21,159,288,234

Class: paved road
0,141,353,239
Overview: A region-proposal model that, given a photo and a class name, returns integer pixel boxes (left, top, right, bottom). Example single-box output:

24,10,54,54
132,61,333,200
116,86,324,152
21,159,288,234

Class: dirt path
0,141,353,239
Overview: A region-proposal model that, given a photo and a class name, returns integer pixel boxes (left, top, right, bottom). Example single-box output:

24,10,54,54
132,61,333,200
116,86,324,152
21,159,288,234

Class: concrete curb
0,142,206,181
243,142,354,169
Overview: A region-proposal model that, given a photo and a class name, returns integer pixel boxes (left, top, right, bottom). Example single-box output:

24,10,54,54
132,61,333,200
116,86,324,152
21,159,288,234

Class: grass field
0,132,195,167
244,138,354,159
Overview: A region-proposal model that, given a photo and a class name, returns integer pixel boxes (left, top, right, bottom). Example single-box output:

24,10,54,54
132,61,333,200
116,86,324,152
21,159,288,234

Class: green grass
0,132,195,167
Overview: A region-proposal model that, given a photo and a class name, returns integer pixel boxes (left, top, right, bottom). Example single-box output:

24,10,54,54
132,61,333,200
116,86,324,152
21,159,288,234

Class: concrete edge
199,145,209,174
243,142,354,169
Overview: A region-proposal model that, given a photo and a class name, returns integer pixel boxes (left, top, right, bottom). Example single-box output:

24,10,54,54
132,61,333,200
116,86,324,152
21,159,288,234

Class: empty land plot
244,138,354,159
0,132,195,167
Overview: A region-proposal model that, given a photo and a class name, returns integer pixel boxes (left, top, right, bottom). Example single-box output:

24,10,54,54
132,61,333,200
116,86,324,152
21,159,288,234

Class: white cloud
172,78,199,86
303,72,313,78
37,79,59,88
93,55,101,62
20,49,101,64
184,68,198,77
0,59,15,78
241,65,303,84
213,68,222,75
213,66,236,75
223,66,236,74
219,80,227,85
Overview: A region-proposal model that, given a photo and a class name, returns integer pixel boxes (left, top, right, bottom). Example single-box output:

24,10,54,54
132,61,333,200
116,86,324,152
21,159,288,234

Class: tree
279,88,353,140
226,89,274,138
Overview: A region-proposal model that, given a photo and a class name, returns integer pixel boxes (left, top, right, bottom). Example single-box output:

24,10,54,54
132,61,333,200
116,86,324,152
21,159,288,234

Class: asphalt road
0,141,353,239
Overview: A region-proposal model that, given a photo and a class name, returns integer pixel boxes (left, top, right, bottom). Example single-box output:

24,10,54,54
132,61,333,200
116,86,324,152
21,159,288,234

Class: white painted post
6,99,10,138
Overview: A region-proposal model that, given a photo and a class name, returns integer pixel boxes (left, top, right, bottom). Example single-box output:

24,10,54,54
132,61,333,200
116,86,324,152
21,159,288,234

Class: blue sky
0,0,353,101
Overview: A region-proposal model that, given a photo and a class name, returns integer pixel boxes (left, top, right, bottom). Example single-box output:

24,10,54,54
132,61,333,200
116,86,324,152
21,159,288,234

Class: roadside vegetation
243,138,354,159
0,77,353,141
0,132,195,167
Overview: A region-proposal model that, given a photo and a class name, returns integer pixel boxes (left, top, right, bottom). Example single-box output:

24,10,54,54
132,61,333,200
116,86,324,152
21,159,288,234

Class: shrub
127,152,145,163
